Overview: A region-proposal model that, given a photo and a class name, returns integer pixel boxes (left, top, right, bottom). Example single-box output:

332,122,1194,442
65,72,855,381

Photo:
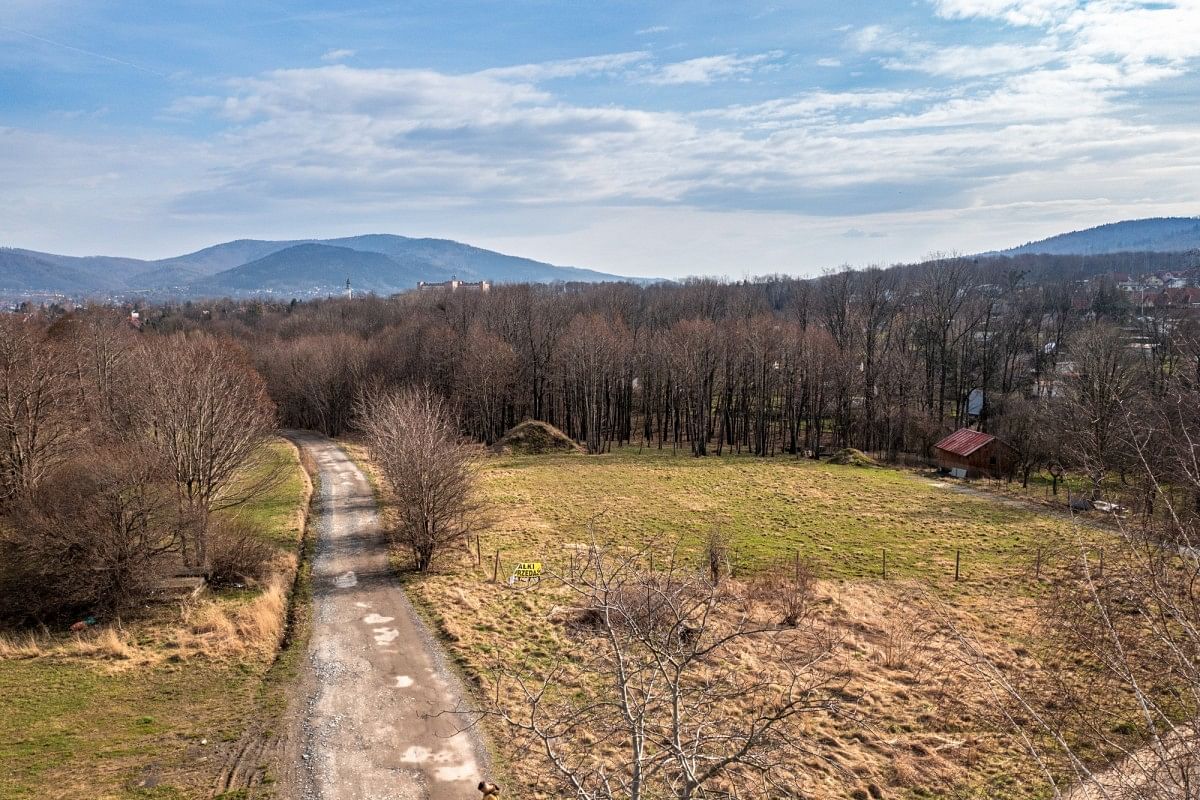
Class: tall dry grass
0,629,46,659
69,625,136,660
0,624,138,661
181,574,289,656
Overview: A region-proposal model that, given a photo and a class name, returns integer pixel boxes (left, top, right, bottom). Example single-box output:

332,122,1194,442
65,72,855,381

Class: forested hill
1001,217,1200,255
0,234,635,298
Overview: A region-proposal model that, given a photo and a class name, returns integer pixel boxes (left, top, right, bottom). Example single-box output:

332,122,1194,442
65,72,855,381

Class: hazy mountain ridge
1001,217,1200,256
0,234,634,298
195,243,456,295
6,217,1200,300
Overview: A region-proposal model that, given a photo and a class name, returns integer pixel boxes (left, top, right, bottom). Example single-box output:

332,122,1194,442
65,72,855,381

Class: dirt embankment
493,420,582,455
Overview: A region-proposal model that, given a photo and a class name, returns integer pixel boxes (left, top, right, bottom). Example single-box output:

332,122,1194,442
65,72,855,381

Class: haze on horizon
2,0,1199,279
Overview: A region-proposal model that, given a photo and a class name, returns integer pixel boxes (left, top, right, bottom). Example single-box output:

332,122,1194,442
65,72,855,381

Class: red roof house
933,429,1017,479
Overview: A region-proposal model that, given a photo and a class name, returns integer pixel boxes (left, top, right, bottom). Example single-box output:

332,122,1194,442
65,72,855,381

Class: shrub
0,450,177,624
207,518,276,587
750,557,816,627
356,386,482,571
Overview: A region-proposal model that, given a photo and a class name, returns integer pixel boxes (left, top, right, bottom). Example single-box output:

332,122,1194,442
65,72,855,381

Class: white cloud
849,25,911,53
320,48,355,62
882,42,1059,77
932,0,1078,26
816,57,842,67
6,8,1200,275
643,52,779,85
635,25,669,35
482,51,650,81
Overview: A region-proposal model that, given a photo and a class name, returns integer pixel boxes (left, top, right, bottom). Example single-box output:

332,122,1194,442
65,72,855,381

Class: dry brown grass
178,572,291,658
0,630,46,659
0,624,142,664
345,443,1089,797
399,542,1044,798
68,625,137,660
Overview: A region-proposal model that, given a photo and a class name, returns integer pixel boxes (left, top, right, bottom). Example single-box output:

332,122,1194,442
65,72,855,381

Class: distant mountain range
0,234,635,299
999,217,1200,256
6,218,1200,300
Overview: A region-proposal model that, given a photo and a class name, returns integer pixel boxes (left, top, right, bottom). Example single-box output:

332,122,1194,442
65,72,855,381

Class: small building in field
933,429,1017,480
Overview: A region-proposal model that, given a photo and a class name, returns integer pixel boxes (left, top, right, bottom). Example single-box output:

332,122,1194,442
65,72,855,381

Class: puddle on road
334,571,358,588
398,737,478,783
363,613,394,625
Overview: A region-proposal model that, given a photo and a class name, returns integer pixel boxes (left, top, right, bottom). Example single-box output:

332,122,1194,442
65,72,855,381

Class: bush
206,518,276,587
750,558,816,627
356,387,482,571
0,451,177,624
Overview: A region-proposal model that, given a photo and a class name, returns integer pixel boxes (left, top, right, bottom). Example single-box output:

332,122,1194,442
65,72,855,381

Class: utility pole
345,278,353,300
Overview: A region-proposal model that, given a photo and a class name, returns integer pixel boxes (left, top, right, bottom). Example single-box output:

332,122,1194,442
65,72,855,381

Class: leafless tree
355,385,481,571
0,316,82,504
474,544,844,799
1059,323,1140,497
136,333,277,567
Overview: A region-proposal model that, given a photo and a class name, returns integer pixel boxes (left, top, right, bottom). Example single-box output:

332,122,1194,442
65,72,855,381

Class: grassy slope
0,439,309,800
383,447,1099,799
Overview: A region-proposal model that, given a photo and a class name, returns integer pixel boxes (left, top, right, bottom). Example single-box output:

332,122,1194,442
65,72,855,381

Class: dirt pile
827,448,880,468
494,420,583,455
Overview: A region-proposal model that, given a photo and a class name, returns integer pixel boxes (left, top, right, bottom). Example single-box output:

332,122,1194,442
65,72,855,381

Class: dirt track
287,432,489,800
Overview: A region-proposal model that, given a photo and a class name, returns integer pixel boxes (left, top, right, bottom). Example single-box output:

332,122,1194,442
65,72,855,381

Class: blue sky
2,0,1199,278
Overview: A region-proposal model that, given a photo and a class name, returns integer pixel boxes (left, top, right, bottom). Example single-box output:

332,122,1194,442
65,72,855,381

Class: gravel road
288,431,489,800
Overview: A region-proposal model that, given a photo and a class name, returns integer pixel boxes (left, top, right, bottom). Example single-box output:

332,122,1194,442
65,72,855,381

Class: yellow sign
513,562,543,578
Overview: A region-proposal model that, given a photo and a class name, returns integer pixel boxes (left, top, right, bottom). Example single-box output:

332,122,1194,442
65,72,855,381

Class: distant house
417,275,491,292
933,429,1017,479
1159,287,1200,308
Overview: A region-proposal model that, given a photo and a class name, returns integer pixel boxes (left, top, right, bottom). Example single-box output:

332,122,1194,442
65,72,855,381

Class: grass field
478,448,1080,586
372,446,1103,799
0,438,310,800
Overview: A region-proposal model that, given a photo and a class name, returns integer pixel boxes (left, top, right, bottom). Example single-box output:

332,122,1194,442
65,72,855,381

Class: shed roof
933,429,995,457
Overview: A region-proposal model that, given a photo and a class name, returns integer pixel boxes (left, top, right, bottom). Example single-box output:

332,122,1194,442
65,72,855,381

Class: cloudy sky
2,0,1199,278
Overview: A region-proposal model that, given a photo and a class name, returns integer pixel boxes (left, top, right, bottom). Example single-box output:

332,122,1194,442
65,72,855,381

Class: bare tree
1064,324,1141,494
0,316,81,504
136,333,277,567
475,544,843,798
356,386,480,571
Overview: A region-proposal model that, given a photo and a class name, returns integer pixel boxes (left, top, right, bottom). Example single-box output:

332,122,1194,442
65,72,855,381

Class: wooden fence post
476,536,482,567
492,550,500,584
955,549,961,582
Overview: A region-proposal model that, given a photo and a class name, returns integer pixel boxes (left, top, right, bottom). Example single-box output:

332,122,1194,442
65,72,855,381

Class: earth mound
494,420,583,455
826,448,880,468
